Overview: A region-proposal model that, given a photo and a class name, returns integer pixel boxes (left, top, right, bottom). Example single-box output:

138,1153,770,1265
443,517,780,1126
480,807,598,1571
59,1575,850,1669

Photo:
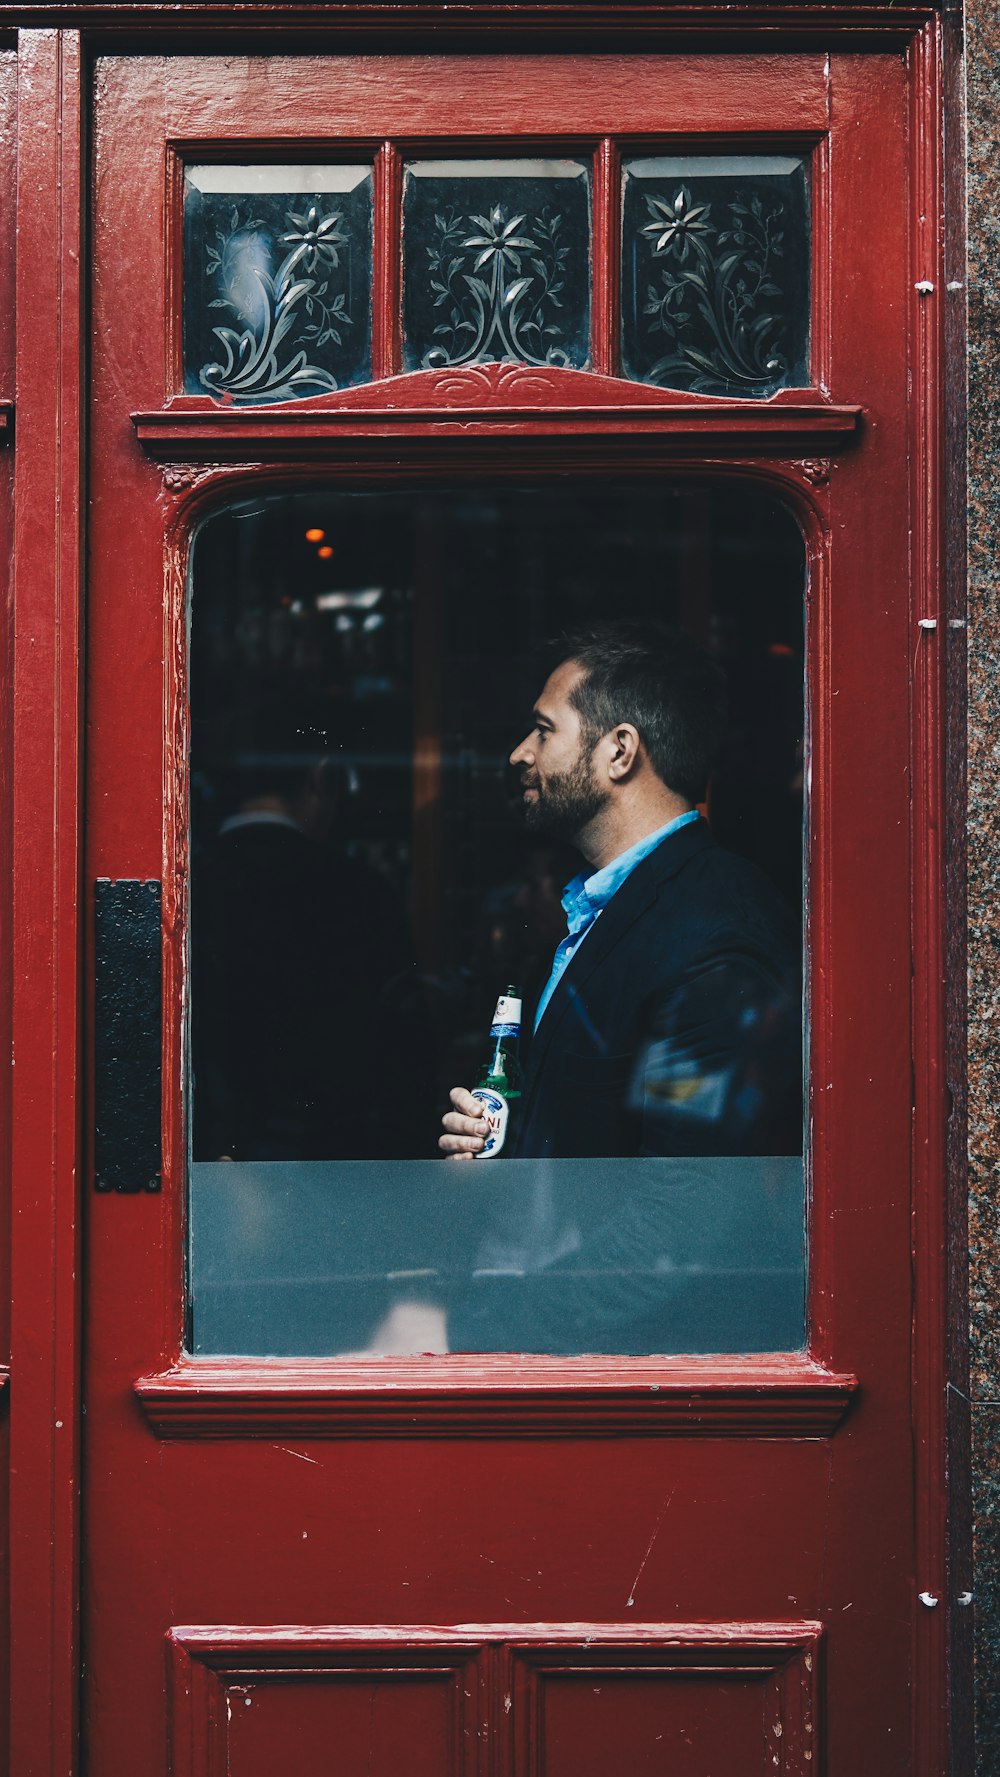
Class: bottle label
490,994,522,1039
470,1087,509,1158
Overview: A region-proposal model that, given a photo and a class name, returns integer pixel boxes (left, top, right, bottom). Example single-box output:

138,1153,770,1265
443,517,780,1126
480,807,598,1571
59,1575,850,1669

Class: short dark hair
556,620,727,803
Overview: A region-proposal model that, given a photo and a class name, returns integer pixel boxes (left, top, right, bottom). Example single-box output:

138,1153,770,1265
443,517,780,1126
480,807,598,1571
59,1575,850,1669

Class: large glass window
187,483,806,1356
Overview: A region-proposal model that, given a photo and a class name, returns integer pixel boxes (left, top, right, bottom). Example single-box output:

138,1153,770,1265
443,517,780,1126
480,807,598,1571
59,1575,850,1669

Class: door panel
85,47,925,1777
167,1624,822,1777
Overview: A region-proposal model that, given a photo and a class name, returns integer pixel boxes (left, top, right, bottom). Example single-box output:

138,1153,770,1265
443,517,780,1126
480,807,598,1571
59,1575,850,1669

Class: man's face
509,659,610,842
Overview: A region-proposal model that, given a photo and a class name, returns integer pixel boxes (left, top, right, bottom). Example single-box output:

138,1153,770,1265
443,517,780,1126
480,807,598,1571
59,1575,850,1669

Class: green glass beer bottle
471,985,523,1159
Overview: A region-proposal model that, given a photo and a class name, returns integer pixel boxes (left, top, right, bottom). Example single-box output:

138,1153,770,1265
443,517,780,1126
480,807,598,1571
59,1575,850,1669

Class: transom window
182,150,810,402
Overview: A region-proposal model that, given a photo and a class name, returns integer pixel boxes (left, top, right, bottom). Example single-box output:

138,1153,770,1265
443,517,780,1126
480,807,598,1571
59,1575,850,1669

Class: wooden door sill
135,1352,857,1439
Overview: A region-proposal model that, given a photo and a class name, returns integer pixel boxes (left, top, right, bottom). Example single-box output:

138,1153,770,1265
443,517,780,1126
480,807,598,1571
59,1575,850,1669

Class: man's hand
439,1087,490,1158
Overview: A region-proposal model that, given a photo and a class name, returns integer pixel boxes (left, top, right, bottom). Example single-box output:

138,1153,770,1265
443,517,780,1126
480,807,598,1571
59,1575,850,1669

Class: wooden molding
136,1353,858,1439
133,376,861,466
908,20,951,1777
9,31,85,1777
167,1617,826,1658
0,6,942,49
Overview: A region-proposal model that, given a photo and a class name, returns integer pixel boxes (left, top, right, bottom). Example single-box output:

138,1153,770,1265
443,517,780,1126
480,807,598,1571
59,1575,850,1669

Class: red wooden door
82,43,946,1777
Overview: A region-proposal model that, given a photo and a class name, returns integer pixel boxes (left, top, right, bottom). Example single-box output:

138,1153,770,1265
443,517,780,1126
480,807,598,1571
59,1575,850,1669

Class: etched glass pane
402,158,590,372
183,164,373,402
622,156,810,397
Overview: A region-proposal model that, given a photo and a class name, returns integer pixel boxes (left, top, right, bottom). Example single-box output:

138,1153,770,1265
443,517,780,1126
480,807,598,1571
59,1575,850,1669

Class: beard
521,748,610,841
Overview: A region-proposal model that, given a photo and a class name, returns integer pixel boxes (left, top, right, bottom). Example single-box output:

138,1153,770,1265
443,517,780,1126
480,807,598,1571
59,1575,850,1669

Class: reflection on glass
402,159,590,371
183,164,373,401
621,156,810,396
188,484,806,1355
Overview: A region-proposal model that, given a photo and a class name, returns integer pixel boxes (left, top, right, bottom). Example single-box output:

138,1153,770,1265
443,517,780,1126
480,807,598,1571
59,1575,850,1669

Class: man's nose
510,736,533,767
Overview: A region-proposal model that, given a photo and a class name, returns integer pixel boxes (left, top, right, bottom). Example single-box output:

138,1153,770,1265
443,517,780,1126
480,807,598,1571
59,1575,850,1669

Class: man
440,620,801,1160
192,758,425,1162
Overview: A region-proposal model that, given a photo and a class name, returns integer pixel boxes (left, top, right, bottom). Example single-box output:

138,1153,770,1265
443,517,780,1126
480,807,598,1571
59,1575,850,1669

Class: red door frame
5,11,951,1777
9,29,85,1777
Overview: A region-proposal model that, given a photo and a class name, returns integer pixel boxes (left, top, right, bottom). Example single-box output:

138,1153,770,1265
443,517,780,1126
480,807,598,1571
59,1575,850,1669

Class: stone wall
965,0,1000,1767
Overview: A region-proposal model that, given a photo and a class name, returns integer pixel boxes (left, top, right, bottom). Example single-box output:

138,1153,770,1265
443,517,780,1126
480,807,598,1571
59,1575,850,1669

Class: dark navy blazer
514,818,802,1160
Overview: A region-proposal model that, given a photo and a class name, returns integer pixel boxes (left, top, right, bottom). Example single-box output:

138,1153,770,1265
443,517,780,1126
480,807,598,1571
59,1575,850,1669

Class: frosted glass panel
190,1157,805,1357
183,163,373,401
402,158,590,371
622,155,810,396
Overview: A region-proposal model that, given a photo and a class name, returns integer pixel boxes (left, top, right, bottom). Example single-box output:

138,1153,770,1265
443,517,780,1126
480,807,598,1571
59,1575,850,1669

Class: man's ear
606,723,642,781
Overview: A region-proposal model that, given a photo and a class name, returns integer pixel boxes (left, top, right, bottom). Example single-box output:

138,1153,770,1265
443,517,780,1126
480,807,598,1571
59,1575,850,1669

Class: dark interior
189,480,806,1162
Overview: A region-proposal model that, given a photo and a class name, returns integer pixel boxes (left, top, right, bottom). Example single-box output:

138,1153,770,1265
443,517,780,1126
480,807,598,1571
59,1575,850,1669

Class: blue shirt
532,809,702,1032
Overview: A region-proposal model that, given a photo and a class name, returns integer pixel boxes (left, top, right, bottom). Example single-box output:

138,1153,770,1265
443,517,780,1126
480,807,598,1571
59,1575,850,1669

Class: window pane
187,484,806,1356
402,159,591,371
183,164,373,401
621,156,810,396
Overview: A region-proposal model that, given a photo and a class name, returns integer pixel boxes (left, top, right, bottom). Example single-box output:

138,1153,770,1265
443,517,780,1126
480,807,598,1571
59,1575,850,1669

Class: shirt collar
561,810,701,935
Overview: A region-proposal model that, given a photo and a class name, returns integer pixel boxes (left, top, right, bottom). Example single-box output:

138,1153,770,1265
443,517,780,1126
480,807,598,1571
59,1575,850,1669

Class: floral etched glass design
183,165,373,402
402,159,590,372
622,156,810,397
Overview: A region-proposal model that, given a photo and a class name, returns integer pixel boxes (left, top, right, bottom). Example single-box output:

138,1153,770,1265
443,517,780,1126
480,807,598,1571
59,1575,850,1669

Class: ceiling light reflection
315,588,384,612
